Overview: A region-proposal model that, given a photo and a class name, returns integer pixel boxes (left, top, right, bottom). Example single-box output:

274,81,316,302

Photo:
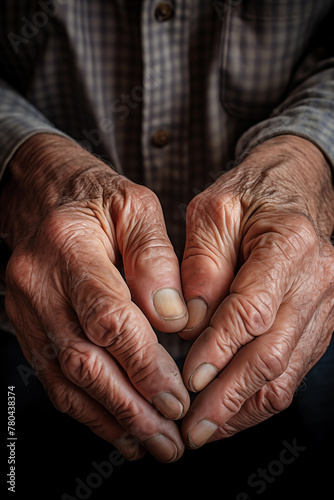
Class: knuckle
245,213,317,265
286,217,318,258
138,185,160,207
232,293,275,338
213,326,240,359
116,334,160,381
122,344,153,382
186,192,216,234
186,190,231,226
187,187,236,217
259,379,294,415
48,381,82,416
121,186,172,259
35,209,76,255
220,386,244,415
81,298,150,367
216,421,239,439
106,395,142,432
255,342,290,383
184,192,241,268
59,342,101,389
292,214,317,239
127,183,161,214
6,250,32,293
81,296,133,348
124,343,176,392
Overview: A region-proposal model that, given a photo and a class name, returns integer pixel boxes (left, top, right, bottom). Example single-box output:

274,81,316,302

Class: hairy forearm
0,134,116,250
233,135,334,236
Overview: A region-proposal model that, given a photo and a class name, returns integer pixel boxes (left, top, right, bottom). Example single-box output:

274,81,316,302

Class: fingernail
112,434,141,461
188,419,218,449
144,434,178,463
152,392,184,420
153,288,187,320
183,297,208,331
189,363,219,392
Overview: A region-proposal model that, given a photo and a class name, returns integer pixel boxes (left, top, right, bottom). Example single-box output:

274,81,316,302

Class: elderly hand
180,135,334,448
1,134,190,462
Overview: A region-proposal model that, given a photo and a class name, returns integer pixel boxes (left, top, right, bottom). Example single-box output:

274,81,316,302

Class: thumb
116,185,188,333
180,192,241,339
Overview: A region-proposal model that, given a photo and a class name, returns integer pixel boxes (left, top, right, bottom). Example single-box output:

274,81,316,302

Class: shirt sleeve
0,79,73,182
235,45,334,169
0,79,76,284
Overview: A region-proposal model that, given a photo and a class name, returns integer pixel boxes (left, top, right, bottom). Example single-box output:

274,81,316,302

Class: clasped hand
4,134,334,462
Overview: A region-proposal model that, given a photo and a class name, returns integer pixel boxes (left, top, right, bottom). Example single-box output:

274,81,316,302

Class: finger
116,185,188,332
215,304,334,439
45,317,185,463
210,368,298,441
38,357,146,461
62,242,190,421
56,340,184,462
179,193,240,339
10,308,146,461
16,292,186,463
182,303,299,449
182,247,297,392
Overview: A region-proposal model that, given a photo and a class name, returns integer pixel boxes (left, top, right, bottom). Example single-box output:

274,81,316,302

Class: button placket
141,0,190,196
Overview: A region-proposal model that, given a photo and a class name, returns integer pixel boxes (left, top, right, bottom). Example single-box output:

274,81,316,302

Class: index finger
43,203,190,420
43,295,187,462
67,251,190,420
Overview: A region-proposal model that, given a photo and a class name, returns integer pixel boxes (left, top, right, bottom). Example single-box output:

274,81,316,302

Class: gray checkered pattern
1,0,334,356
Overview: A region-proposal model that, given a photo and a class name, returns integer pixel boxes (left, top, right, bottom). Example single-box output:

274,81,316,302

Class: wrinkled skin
180,136,334,448
2,133,334,460
1,134,190,462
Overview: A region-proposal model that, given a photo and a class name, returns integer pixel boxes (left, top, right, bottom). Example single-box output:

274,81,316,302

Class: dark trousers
2,330,334,500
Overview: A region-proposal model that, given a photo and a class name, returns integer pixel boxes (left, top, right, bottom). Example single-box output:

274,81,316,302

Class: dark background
2,329,334,500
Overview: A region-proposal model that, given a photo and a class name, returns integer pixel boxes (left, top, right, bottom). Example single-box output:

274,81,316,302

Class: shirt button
154,3,174,22
151,129,171,147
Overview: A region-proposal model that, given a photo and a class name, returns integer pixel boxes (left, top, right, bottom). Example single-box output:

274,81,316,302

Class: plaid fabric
1,0,334,356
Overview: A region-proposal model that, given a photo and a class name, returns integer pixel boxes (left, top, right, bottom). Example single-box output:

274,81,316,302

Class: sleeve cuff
0,128,73,182
0,80,74,182
236,103,334,171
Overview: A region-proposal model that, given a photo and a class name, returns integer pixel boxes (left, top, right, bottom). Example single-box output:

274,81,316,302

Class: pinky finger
207,359,303,443
38,358,146,461
208,325,331,442
211,379,294,441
